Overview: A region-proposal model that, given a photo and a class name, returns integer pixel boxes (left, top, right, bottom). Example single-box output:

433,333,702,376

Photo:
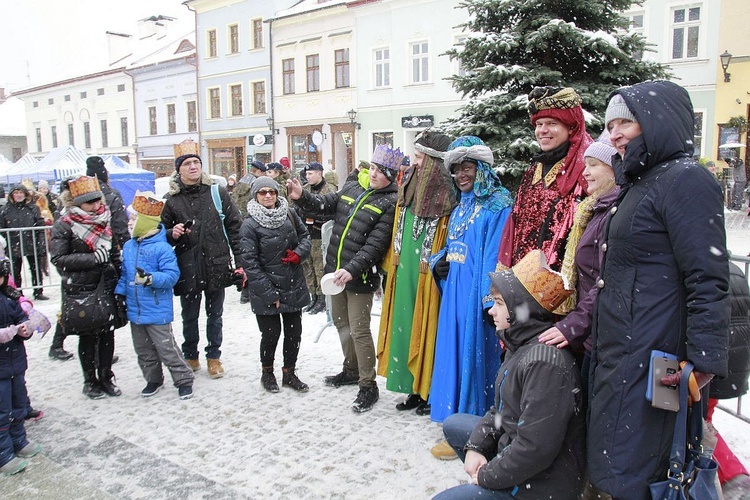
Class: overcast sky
0,0,192,92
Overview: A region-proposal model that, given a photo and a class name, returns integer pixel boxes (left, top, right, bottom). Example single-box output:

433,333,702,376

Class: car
154,173,227,199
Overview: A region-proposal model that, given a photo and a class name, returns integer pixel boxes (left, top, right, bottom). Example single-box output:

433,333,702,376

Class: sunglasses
257,189,277,196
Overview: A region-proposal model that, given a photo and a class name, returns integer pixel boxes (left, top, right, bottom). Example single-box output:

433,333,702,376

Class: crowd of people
0,80,748,499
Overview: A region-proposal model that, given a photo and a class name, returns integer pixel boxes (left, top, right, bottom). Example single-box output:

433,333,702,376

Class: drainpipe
267,17,275,160
184,1,203,165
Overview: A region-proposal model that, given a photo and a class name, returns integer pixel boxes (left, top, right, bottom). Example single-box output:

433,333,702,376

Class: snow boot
0,456,28,476
282,367,309,392
352,384,379,413
98,368,122,397
304,294,318,313
309,295,326,314
83,370,105,399
261,367,279,393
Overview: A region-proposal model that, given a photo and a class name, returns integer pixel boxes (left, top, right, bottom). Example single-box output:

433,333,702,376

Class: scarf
63,204,113,252
556,195,596,314
398,154,456,218
247,196,289,229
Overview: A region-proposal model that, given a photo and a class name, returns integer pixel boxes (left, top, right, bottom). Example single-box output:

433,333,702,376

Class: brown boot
282,367,309,392
207,358,224,379
186,359,201,372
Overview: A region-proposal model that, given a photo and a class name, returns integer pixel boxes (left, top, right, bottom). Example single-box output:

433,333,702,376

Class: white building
0,93,27,162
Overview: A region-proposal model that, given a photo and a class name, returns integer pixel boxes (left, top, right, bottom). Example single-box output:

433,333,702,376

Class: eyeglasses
257,189,277,196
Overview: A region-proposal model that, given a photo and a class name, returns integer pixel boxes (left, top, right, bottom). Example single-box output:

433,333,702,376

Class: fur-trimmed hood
167,171,215,196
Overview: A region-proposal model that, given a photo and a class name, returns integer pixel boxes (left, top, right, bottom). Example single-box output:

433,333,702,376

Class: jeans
0,373,29,467
256,312,302,369
180,288,225,360
330,290,376,386
433,413,516,500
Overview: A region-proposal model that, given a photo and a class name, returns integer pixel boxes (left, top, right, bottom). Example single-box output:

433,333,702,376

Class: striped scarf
62,204,113,252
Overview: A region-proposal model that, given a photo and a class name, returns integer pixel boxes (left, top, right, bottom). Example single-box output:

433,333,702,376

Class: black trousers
257,312,302,369
78,330,115,374
11,254,43,295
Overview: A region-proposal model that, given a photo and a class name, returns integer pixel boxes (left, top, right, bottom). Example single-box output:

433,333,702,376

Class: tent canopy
6,145,87,185
102,155,155,207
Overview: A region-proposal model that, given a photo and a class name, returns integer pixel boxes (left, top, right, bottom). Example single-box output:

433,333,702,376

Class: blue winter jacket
115,225,180,325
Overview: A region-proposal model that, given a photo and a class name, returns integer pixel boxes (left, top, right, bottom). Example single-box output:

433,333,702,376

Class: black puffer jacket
710,262,750,399
100,183,130,249
294,177,397,293
50,193,122,335
588,81,730,499
239,205,311,315
161,172,242,296
0,186,46,257
295,179,335,239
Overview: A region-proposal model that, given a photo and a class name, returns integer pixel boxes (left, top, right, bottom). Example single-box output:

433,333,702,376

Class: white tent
10,145,87,184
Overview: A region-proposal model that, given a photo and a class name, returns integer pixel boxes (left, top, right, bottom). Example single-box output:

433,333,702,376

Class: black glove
434,258,450,280
94,246,110,264
135,267,153,286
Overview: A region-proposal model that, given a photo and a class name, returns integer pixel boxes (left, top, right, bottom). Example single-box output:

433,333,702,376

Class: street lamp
347,109,361,130
720,50,732,83
266,115,279,134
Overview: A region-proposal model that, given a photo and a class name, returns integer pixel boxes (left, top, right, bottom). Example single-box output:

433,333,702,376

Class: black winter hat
86,156,109,182
267,162,285,172
307,162,324,171
175,154,202,172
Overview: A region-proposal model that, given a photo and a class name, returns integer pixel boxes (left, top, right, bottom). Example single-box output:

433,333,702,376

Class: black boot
98,368,122,397
310,295,326,314
49,324,73,360
282,367,309,392
304,294,318,313
83,370,105,399
261,367,279,393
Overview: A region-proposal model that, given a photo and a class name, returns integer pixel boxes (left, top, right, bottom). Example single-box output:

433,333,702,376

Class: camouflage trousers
303,238,324,295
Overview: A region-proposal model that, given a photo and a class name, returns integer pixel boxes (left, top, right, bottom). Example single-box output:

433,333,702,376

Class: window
623,11,645,60
374,48,390,88
209,87,221,118
373,132,394,148
33,101,38,108
306,54,320,92
83,122,91,148
253,82,266,114
80,91,87,99
48,98,54,105
207,29,217,58
410,41,430,83
35,128,42,151
68,124,74,146
228,24,239,54
51,125,58,148
335,49,350,88
693,111,704,158
117,84,125,92
121,117,128,146
252,19,263,49
64,95,71,102
454,36,469,76
97,88,104,96
671,5,701,60
187,101,197,132
282,58,295,95
100,120,108,147
167,104,176,133
230,85,243,116
149,106,157,135
291,134,319,167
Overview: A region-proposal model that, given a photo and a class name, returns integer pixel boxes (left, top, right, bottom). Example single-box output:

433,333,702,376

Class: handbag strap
210,184,231,247
667,362,694,479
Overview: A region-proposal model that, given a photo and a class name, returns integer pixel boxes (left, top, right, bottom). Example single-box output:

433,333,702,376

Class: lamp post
720,50,732,83
347,109,361,130
266,115,279,134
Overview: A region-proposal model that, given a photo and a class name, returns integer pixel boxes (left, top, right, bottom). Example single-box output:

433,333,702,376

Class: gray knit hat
584,142,618,168
605,94,637,129
250,176,280,199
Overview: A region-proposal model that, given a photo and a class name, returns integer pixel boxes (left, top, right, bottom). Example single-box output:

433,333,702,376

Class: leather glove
94,246,110,264
232,268,246,291
281,249,301,266
434,257,450,280
660,361,714,404
135,267,153,286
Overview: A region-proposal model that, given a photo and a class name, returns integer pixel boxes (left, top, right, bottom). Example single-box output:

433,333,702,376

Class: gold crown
511,250,572,312
132,191,164,217
22,179,35,192
68,175,102,202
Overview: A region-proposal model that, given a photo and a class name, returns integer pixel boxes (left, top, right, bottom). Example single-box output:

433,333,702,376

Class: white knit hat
584,142,618,168
604,94,637,129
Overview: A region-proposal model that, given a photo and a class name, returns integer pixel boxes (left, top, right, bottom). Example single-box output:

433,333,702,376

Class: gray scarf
247,196,289,229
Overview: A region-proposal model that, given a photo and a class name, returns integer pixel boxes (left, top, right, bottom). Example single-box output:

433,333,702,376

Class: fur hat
86,156,108,182
371,145,405,182
604,93,637,130
175,154,202,172
250,176,280,199
490,250,572,312
68,175,104,206
584,142,618,168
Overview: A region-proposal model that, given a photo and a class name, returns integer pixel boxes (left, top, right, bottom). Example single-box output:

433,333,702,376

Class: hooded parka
588,81,730,499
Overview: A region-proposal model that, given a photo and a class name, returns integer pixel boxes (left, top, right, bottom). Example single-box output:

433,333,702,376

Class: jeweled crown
512,250,572,312
371,145,405,172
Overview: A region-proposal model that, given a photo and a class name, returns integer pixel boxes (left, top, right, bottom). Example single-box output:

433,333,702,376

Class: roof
272,0,351,21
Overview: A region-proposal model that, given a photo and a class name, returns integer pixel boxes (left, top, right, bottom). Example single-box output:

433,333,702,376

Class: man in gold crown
435,250,586,499
497,87,593,273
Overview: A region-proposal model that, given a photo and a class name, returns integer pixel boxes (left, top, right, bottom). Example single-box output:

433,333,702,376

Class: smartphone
183,219,194,229
649,353,680,412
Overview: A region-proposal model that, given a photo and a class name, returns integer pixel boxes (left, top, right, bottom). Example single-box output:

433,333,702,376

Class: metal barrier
0,225,59,296
723,252,750,424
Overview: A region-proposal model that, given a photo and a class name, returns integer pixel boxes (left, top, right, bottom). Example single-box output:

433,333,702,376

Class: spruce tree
442,0,669,181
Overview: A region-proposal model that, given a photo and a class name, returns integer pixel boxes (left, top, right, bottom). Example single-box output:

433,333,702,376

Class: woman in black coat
50,176,122,400
238,177,311,394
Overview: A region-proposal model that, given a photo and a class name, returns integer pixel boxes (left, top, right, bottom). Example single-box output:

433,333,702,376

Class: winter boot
261,367,279,393
83,370,105,399
309,295,327,314
49,346,74,361
98,368,122,397
0,456,28,476
282,367,309,392
352,384,379,413
207,358,224,379
304,294,318,313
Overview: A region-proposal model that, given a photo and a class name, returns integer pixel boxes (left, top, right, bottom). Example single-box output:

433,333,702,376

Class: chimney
106,31,133,65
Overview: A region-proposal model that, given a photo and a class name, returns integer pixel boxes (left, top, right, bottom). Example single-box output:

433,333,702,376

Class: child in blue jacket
0,259,42,476
115,193,194,400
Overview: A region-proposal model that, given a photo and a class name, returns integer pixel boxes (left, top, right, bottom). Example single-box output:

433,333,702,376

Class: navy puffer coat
588,81,730,499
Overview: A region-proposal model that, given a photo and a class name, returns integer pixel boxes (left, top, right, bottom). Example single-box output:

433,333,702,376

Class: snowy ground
1,211,749,499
